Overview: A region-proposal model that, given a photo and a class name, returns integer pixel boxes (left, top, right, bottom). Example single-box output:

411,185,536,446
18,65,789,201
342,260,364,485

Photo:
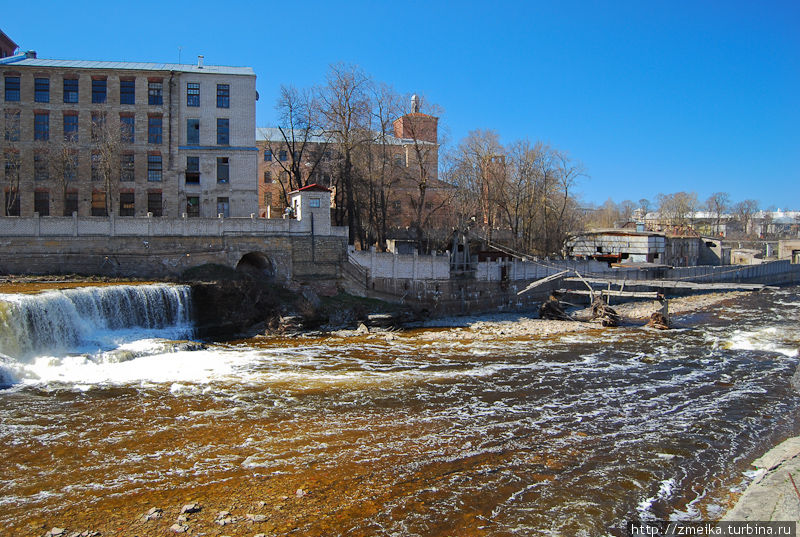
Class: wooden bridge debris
590,295,621,327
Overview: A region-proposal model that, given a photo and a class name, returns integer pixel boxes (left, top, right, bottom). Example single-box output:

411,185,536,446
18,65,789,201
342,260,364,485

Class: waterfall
0,284,193,361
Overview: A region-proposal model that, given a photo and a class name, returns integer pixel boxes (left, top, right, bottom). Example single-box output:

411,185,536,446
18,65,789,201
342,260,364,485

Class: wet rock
295,488,306,498
355,323,369,335
215,510,237,526
180,503,201,514
170,523,189,533
141,507,163,522
67,532,101,537
246,513,269,522
45,529,66,537
646,312,670,330
254,534,268,537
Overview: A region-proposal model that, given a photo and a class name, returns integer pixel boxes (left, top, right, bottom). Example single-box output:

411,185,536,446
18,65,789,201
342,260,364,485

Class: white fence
348,247,450,280
0,214,349,238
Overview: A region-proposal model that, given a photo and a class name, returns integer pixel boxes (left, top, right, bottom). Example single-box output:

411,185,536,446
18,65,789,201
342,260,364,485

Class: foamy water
0,286,798,536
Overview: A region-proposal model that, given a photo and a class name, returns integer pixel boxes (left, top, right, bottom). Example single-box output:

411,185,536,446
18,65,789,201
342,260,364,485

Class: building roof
256,126,435,146
0,55,254,76
0,29,18,51
291,184,332,193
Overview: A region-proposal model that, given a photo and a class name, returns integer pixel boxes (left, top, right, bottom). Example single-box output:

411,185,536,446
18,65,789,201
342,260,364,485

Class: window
185,156,200,184
64,151,78,182
120,153,135,182
148,115,162,144
64,191,78,216
264,150,272,161
91,191,108,216
216,157,229,183
34,112,49,141
4,110,20,141
148,81,163,105
4,190,20,216
92,78,107,103
187,118,199,145
34,78,50,103
34,152,49,181
309,198,321,208
63,78,79,103
4,152,19,187
279,150,288,161
216,118,229,145
34,191,50,216
147,154,162,182
147,191,162,216
120,114,135,143
120,79,135,104
63,113,79,141
216,84,229,108
91,152,102,181
217,197,230,217
4,76,20,101
119,192,135,216
186,196,200,217
263,170,272,183
187,82,199,106
91,112,106,142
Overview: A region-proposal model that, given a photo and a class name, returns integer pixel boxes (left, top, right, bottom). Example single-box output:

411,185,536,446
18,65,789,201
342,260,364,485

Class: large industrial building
2,49,258,218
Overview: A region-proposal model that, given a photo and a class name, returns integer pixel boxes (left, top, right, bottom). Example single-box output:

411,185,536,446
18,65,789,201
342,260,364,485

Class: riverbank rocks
44,529,66,537
246,513,269,522
215,510,237,525
170,522,189,533
141,507,162,522
180,503,202,514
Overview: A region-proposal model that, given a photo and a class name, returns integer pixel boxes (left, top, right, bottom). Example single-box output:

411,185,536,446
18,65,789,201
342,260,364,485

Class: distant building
0,29,17,58
256,101,453,234
1,52,257,218
564,229,706,266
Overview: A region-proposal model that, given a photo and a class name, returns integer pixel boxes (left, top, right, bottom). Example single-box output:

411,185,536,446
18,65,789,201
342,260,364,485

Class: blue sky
5,1,798,209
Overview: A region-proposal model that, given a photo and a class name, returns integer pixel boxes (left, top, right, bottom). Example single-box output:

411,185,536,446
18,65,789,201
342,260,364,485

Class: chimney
25,50,37,59
197,55,204,68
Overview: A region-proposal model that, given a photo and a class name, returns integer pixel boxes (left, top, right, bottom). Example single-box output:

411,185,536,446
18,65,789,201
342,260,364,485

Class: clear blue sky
5,1,798,210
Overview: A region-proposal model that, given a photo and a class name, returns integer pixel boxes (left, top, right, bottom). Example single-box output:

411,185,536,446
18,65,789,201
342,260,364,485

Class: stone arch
235,252,275,279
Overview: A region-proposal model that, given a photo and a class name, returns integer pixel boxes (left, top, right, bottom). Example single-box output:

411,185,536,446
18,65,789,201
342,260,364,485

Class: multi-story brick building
256,103,453,234
0,29,17,58
1,51,257,218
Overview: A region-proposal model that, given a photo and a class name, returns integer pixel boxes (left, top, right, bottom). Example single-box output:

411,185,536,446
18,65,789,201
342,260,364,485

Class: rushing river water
0,284,798,537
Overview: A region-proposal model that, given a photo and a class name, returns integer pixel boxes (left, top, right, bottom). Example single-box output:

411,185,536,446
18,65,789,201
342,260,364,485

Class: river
0,284,798,536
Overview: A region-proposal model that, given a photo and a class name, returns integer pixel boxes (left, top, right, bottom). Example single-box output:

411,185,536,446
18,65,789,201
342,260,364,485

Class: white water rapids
0,284,798,536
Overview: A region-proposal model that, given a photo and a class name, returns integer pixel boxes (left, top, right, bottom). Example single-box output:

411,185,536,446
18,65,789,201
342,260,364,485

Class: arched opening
235,252,275,279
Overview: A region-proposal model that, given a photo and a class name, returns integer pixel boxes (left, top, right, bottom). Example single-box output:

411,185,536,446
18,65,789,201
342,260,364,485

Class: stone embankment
722,437,800,521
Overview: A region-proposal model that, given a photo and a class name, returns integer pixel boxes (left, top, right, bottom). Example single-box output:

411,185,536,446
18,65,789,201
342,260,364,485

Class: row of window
6,151,233,186
184,156,229,184
5,150,163,183
4,75,231,108
4,109,163,144
5,109,231,146
2,190,164,217
186,117,230,145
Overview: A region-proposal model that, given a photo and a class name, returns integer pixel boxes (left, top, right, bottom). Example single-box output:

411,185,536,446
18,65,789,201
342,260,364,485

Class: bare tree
656,191,699,229
318,63,374,246
705,191,730,237
50,136,80,216
732,199,760,238
268,85,330,207
91,113,122,216
2,148,21,216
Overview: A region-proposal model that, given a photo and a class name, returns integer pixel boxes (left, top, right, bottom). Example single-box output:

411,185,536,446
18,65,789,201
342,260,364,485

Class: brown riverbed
2,285,798,537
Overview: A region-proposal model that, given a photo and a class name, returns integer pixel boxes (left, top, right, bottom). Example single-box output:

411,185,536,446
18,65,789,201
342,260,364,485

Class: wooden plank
563,277,766,291
559,289,659,299
517,270,570,295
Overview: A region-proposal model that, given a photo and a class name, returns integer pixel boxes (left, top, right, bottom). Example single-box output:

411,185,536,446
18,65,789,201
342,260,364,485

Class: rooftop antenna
178,46,182,64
